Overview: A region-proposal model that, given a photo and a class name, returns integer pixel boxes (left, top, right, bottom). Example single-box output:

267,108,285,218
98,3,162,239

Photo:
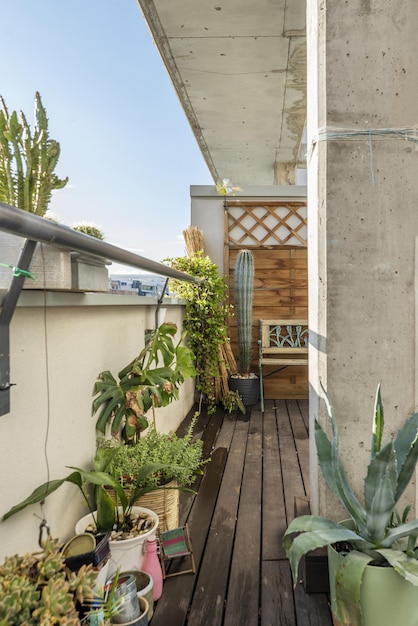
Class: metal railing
0,203,201,284
0,203,201,415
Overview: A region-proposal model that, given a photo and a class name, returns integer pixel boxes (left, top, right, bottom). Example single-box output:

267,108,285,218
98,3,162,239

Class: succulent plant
234,249,255,376
0,538,99,625
0,92,68,216
73,223,104,240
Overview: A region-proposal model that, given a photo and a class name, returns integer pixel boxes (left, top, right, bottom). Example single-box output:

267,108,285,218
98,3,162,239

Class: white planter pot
75,507,159,578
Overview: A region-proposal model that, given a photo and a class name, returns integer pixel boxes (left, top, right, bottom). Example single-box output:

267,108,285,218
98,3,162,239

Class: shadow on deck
151,399,333,626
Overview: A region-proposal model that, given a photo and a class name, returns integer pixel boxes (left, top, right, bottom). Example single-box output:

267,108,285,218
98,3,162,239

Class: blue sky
2,1,213,271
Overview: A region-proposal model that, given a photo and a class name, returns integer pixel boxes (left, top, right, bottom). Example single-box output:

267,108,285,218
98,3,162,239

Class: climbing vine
166,252,233,414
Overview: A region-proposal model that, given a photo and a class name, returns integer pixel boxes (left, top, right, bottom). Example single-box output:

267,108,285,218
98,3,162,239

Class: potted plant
0,92,72,290
93,321,196,442
97,416,207,531
2,449,188,576
166,251,236,414
71,222,110,292
283,383,418,626
0,92,68,216
0,537,100,625
229,249,259,407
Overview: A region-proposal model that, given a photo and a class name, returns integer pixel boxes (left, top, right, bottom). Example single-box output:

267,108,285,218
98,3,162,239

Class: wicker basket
106,479,180,532
135,481,180,532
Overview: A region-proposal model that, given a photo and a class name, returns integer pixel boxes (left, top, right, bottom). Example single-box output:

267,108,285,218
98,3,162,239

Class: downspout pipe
0,203,201,284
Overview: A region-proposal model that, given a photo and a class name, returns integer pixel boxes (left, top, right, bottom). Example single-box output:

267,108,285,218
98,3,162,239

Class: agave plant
283,383,418,625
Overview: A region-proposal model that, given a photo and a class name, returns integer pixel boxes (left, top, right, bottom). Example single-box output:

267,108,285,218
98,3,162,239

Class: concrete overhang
136,0,306,186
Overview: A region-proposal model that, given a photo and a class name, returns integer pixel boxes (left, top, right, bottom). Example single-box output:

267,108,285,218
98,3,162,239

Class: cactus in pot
229,249,259,407
234,249,254,376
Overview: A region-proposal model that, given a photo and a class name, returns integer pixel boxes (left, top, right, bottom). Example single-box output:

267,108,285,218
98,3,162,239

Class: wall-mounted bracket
0,239,37,415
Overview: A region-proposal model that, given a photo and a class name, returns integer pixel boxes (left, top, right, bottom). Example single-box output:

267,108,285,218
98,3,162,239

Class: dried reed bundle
183,226,205,257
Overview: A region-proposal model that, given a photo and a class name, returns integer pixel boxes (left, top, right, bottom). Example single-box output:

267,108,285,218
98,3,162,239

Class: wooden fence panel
226,200,308,398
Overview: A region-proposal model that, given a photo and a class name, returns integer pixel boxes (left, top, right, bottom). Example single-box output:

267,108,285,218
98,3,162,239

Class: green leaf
3,478,70,520
95,485,116,532
394,412,418,502
334,550,373,626
381,518,418,547
283,515,365,582
371,382,384,458
364,441,397,542
377,549,418,586
315,416,367,533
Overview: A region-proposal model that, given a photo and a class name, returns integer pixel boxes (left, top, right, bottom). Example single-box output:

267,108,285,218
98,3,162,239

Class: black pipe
0,203,201,284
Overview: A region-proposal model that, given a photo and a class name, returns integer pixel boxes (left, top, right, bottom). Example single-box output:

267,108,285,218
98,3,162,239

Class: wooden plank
286,400,310,498
223,411,262,626
186,419,249,626
151,445,228,626
276,400,306,524
261,560,296,626
294,582,333,626
179,406,225,523
262,402,287,560
299,399,309,431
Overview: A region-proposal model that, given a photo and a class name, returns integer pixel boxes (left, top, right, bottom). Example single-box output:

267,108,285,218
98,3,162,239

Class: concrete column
307,1,418,518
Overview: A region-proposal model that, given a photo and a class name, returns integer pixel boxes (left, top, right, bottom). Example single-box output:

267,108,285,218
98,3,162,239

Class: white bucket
75,507,158,578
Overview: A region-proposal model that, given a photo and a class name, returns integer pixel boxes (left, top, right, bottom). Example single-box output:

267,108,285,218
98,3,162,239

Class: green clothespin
0,263,36,280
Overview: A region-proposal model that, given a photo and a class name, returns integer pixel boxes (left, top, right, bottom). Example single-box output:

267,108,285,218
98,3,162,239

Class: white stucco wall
0,292,194,562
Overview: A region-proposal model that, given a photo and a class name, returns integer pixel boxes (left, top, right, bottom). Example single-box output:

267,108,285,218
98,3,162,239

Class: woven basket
107,479,180,532
135,482,180,532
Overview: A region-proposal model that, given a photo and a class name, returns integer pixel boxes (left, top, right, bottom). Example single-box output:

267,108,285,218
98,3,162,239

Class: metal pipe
0,203,201,284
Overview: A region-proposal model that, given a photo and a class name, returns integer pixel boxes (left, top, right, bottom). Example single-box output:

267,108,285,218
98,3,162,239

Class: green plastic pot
328,543,418,626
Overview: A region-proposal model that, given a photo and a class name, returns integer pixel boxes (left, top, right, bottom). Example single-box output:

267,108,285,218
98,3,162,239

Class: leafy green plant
98,416,206,490
0,92,68,215
283,383,418,626
73,223,104,240
3,448,189,536
166,252,233,413
221,390,246,414
0,538,98,625
93,321,196,442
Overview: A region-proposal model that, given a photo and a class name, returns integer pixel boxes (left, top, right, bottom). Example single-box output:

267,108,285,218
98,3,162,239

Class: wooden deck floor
150,399,333,626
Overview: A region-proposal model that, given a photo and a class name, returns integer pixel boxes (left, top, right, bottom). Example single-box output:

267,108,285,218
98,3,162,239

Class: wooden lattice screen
225,200,309,400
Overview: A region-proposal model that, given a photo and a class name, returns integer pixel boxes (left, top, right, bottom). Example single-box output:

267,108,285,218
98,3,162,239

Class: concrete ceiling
136,0,307,186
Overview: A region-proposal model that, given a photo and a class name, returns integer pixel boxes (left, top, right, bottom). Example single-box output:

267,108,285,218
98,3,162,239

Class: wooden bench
258,319,309,412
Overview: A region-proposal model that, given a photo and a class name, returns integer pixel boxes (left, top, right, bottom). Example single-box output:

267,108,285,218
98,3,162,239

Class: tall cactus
0,92,68,215
234,249,254,375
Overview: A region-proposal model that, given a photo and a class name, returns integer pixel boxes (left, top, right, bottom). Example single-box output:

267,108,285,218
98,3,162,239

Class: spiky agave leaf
364,440,397,542
371,382,384,458
283,515,368,582
393,411,418,502
315,392,367,535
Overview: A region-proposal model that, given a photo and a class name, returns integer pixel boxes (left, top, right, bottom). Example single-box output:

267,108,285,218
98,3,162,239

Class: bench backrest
259,319,309,355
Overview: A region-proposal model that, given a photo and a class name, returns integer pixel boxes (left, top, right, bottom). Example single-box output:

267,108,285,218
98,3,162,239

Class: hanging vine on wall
166,251,236,414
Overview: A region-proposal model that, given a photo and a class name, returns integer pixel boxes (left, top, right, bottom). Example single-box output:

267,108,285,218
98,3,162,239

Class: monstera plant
93,322,196,442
